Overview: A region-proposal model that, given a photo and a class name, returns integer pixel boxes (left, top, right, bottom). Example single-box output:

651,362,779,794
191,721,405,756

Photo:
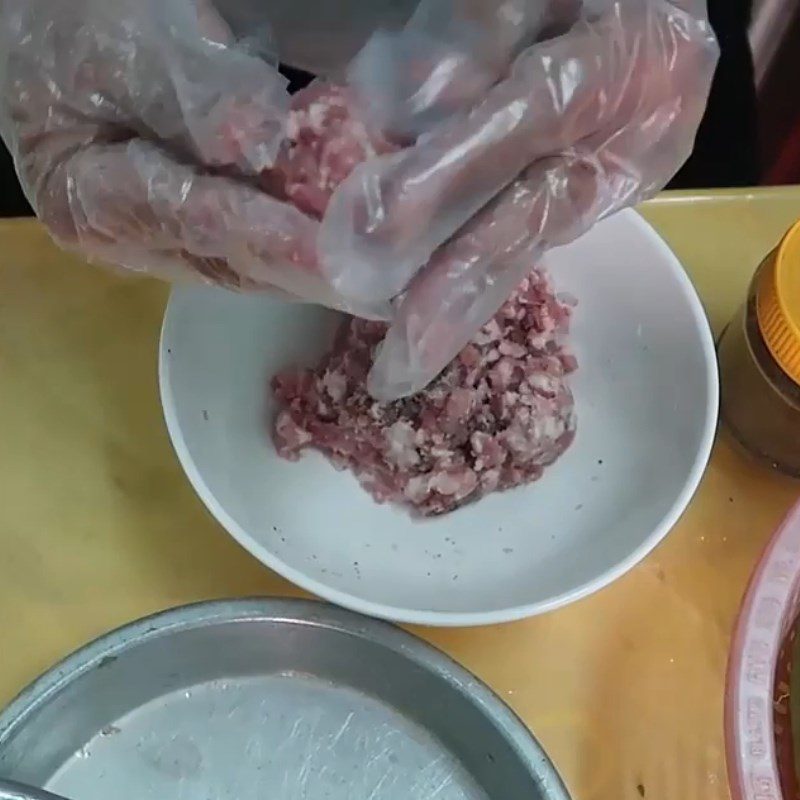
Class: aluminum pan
0,599,569,800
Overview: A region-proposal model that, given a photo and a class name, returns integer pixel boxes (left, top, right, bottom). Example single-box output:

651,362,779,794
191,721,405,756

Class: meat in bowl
273,271,576,516
267,81,578,515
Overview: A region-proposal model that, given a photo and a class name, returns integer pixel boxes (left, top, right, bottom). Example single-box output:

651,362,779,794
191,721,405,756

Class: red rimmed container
726,500,800,800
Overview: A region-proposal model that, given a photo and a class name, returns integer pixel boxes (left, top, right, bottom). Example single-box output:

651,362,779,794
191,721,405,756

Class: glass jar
718,220,800,476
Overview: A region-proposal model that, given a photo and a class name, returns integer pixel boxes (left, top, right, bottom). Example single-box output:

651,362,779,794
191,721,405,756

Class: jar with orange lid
718,219,800,476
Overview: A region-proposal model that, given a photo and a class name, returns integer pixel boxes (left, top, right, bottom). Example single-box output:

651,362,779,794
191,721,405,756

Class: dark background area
0,0,777,218
758,5,800,184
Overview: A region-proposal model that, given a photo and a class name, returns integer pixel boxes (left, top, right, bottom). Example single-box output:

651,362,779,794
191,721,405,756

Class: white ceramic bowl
159,209,718,626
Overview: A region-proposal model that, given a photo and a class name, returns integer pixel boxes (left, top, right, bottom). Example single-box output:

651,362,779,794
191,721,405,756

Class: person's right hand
0,0,359,310
322,0,719,398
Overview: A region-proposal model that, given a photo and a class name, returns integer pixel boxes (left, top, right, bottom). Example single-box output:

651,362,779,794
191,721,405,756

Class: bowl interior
160,210,717,623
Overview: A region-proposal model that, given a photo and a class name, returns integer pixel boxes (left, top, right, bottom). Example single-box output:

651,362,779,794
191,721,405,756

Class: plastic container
719,220,800,476
726,499,800,800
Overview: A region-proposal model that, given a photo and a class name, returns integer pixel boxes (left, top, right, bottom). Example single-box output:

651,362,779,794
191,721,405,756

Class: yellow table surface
2,187,800,800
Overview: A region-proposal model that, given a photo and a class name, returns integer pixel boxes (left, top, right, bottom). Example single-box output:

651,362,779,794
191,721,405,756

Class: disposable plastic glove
1,0,719,403
0,0,383,312
321,0,719,398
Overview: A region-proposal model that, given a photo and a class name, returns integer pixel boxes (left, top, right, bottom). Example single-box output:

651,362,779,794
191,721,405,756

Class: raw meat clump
266,81,578,515
261,83,398,219
273,271,577,516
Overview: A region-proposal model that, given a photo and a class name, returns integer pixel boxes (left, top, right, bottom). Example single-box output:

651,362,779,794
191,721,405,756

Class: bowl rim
158,208,720,626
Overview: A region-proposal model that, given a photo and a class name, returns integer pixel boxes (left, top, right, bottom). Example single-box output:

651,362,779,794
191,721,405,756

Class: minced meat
265,81,578,515
273,271,576,516
261,83,398,219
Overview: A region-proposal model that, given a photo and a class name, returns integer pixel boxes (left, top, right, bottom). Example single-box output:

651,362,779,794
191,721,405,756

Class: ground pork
261,83,398,219
273,271,577,516
266,81,578,515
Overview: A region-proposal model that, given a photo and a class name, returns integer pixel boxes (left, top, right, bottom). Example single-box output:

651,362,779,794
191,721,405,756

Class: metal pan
0,599,569,800
0,780,69,800
0,780,68,800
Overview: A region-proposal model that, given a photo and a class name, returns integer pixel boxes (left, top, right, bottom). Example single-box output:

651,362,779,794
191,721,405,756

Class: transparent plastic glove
324,0,718,306
348,0,582,139
0,0,384,313
321,0,719,398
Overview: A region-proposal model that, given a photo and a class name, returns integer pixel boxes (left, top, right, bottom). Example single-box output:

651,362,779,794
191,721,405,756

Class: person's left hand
0,0,372,313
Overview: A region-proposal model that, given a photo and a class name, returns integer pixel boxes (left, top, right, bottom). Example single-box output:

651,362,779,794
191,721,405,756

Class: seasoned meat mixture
266,81,578,515
273,271,576,515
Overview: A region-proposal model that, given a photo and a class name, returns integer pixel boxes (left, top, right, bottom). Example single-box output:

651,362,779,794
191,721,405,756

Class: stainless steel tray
0,599,569,800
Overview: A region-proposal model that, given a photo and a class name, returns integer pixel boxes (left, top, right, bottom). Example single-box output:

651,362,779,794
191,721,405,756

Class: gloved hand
322,0,719,398
0,0,381,313
0,0,718,403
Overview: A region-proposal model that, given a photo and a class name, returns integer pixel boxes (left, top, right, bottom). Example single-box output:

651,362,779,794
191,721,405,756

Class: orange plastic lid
757,219,800,385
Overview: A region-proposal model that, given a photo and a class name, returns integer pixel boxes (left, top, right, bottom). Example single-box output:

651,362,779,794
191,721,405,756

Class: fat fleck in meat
261,83,398,219
273,271,577,516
